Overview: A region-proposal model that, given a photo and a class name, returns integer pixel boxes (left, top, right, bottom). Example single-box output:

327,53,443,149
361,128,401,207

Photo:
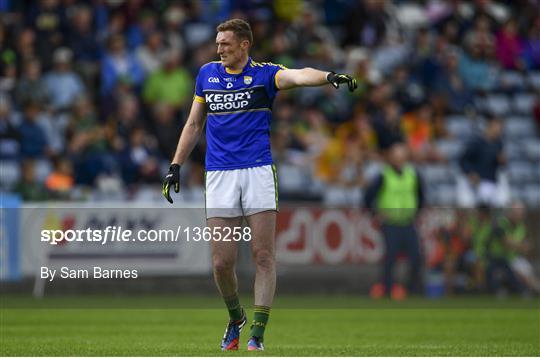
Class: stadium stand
0,0,538,208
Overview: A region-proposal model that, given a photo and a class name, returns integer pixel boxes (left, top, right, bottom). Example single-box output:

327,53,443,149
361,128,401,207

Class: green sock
250,305,270,340
223,294,243,321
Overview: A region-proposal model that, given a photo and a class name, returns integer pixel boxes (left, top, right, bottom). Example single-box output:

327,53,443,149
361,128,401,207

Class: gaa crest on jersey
244,76,252,85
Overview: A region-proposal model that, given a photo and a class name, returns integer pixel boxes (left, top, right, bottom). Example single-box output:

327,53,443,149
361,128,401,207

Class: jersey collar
222,57,252,75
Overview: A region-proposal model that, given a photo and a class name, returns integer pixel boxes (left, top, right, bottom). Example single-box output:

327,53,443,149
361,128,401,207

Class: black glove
162,164,180,204
327,72,358,92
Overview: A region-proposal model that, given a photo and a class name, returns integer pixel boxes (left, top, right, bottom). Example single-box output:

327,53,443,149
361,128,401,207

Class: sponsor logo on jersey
208,77,220,83
205,91,252,111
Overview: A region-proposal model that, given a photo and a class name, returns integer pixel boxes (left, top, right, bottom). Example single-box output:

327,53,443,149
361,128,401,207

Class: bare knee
213,257,235,274
253,249,275,271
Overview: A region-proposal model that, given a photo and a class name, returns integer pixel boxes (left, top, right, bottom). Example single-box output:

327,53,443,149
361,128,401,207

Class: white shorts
205,165,278,218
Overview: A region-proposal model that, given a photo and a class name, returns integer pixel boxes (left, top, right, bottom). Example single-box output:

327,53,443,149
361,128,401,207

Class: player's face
216,31,248,68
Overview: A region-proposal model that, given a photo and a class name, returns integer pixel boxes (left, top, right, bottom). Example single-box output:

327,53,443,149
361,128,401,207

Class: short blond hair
216,18,253,46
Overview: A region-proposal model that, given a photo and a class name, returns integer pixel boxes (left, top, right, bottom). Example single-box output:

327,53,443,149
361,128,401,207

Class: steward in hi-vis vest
364,143,424,297
376,163,419,225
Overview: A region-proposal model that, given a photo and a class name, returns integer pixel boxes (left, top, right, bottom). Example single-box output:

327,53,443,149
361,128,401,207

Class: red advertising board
276,208,451,265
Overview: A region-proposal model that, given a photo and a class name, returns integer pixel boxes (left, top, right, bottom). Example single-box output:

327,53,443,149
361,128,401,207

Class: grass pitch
1,295,538,356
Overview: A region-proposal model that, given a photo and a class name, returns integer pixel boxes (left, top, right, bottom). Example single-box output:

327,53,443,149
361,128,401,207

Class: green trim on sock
250,305,270,340
223,294,243,321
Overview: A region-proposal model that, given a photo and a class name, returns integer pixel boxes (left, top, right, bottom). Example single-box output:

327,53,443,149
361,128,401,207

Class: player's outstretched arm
277,68,357,92
162,99,206,203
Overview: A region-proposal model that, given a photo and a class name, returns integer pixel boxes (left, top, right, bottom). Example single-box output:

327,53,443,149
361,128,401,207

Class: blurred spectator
15,58,49,108
142,48,193,110
43,48,85,112
0,58,16,98
401,102,444,162
0,96,20,159
366,82,392,120
371,33,411,77
485,211,525,296
148,102,182,159
66,96,110,185
106,94,145,151
323,110,376,204
67,4,100,63
125,10,159,50
438,211,474,295
67,4,100,86
495,19,524,70
343,0,389,48
522,16,540,69
335,109,378,157
344,48,375,99
458,117,507,207
66,96,107,155
438,18,464,47
162,5,187,54
320,127,367,206
464,15,495,60
391,66,424,112
372,100,404,151
18,101,49,158
269,22,294,67
24,0,67,68
410,28,440,90
434,49,475,113
288,5,342,66
97,10,126,45
270,100,306,165
307,84,353,124
101,34,145,97
15,28,37,66
250,20,275,62
15,160,49,201
0,22,12,65
295,108,332,170
458,41,498,91
497,202,540,294
100,75,136,119
136,30,166,74
196,0,233,25
467,206,493,289
365,143,425,298
45,155,74,199
119,126,160,185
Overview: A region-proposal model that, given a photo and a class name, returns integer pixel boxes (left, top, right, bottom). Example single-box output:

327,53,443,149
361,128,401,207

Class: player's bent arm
171,99,206,165
277,68,330,90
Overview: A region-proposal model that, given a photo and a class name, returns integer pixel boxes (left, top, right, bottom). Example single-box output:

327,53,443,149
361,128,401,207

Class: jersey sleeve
264,62,287,99
194,68,205,103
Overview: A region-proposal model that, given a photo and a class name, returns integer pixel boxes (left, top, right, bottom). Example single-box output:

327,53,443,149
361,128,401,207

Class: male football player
162,18,356,351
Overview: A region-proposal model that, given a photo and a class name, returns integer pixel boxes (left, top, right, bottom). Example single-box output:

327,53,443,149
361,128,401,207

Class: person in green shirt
142,48,193,110
466,205,493,289
15,160,49,201
498,202,540,294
